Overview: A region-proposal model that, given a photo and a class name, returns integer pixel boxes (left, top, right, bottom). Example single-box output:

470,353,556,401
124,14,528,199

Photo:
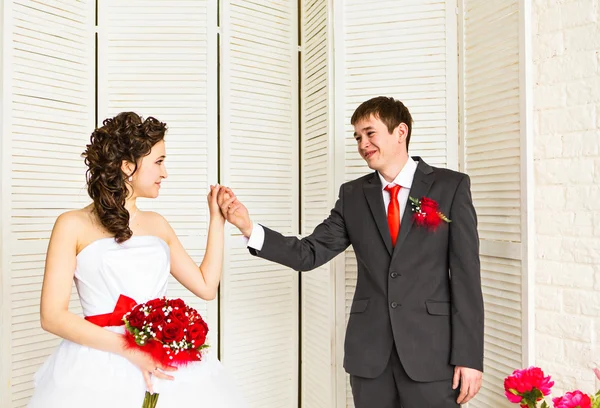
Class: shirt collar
378,156,417,190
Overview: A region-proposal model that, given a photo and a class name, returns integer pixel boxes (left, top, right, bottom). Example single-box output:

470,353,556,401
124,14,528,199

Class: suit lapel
363,172,393,255
392,158,435,256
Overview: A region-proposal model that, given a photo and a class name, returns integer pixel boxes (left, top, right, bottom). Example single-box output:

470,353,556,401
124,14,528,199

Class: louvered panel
7,1,95,406
472,255,522,408
343,0,453,173
300,0,334,407
462,2,522,405
98,0,217,336
222,245,298,407
463,0,520,243
344,250,358,408
301,270,333,408
220,0,298,407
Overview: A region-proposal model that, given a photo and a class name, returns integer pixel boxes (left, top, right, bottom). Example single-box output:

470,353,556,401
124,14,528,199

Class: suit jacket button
390,302,398,309
390,272,398,278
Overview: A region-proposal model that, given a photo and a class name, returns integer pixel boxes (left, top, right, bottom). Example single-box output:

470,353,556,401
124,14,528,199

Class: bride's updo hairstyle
82,112,167,243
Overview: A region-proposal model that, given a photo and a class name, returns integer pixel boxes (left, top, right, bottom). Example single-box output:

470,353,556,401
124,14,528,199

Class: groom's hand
453,366,482,404
217,187,253,237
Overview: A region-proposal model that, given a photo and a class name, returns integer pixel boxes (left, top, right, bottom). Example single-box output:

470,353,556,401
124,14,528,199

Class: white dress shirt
246,157,419,251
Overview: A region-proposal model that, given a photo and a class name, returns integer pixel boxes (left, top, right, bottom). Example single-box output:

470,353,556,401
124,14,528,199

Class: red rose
145,298,166,310
131,304,144,314
127,308,145,329
162,320,185,343
169,298,186,309
186,321,208,345
146,310,166,334
171,307,188,324
419,197,439,213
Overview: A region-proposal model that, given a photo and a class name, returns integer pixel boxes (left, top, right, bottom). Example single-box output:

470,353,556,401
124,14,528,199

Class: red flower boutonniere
409,196,451,231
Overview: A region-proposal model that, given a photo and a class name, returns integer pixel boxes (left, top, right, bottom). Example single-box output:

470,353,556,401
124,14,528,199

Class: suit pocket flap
350,299,369,314
426,301,451,316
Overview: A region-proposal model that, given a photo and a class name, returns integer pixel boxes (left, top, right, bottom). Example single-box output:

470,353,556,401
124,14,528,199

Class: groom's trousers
349,347,460,408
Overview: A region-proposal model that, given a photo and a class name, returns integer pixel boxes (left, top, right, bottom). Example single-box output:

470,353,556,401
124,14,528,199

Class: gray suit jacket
249,157,484,382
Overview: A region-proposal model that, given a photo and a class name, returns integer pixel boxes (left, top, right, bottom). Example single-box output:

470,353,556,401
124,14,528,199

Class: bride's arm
166,184,232,301
40,212,174,391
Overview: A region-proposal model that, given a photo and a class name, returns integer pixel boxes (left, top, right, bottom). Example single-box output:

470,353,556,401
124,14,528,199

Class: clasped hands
214,186,252,237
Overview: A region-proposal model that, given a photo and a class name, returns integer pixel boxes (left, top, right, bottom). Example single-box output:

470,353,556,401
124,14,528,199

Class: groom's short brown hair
351,96,413,151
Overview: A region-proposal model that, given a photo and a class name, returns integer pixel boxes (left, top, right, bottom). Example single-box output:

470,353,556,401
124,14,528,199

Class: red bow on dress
84,294,137,327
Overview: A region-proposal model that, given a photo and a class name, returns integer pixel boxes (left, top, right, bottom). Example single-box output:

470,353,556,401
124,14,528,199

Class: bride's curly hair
82,112,167,243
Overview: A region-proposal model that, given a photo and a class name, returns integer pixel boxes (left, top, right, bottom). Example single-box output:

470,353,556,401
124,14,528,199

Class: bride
28,112,246,407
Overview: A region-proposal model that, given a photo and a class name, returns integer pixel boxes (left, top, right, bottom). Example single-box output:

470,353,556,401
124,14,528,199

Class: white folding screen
459,0,531,406
0,1,95,407
300,0,336,407
219,0,299,407
97,0,219,344
334,1,459,406
0,1,532,407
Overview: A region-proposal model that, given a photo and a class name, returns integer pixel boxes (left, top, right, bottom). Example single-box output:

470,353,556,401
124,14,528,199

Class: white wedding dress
28,235,246,407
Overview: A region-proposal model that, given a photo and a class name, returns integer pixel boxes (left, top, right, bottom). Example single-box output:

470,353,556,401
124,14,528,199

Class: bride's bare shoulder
139,210,169,226
52,205,102,243
54,208,84,226
55,205,94,227
137,211,174,244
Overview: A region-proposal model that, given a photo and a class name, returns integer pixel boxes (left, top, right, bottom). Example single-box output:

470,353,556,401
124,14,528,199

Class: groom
219,96,484,407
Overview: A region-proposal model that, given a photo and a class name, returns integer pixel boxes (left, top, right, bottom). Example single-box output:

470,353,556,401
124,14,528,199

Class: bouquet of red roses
123,297,209,408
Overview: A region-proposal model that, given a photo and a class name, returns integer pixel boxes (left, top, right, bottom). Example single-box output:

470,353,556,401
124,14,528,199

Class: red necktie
384,184,401,246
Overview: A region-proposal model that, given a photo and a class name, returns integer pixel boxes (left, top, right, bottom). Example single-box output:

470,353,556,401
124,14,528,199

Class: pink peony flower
552,390,592,408
504,367,554,406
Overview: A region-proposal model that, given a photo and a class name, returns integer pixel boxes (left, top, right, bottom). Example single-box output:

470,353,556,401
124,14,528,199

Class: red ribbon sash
84,294,137,327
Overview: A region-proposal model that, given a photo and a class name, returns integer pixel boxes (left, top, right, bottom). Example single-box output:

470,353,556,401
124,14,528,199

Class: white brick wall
533,0,600,395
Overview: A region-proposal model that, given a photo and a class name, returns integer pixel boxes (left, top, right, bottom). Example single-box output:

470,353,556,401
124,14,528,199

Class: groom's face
353,115,404,172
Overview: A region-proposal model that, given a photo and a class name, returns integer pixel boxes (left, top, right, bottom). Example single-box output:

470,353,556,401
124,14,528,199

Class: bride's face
131,140,168,199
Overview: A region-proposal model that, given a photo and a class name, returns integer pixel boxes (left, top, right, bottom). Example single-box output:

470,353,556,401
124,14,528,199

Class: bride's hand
122,348,177,393
217,187,252,237
208,184,225,223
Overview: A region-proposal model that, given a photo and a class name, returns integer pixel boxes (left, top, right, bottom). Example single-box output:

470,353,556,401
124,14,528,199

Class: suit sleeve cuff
244,223,265,251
